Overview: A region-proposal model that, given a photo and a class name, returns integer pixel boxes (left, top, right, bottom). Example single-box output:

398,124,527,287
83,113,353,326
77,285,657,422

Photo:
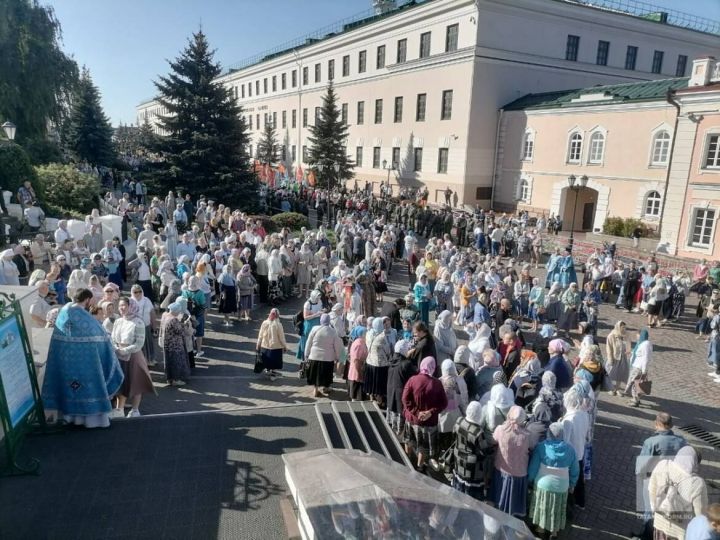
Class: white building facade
137,0,720,205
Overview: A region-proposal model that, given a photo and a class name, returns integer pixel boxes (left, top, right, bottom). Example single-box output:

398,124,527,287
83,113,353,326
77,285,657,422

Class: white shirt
24,206,45,227
54,227,71,245
631,340,652,373
135,296,154,326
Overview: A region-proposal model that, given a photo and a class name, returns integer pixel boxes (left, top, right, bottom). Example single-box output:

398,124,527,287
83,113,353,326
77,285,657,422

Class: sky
46,0,720,126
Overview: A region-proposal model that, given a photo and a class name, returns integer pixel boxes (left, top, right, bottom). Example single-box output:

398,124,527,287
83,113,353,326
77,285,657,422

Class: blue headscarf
630,328,649,362
575,368,593,383
572,380,591,400
350,324,367,342
539,324,555,338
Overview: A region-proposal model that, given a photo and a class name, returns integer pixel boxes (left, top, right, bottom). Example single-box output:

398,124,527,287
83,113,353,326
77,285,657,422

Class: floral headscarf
419,356,436,376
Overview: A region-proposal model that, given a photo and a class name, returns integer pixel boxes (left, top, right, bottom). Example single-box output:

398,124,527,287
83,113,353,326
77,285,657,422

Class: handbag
634,375,652,396
253,350,265,374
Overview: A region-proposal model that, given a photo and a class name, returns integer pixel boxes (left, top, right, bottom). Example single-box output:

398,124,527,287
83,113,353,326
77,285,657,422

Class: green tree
35,163,101,215
0,0,79,141
306,81,354,189
257,120,279,167
0,143,36,195
65,69,115,166
153,30,257,208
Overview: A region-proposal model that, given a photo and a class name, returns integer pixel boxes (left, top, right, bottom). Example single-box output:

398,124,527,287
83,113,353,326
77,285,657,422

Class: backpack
654,468,691,518
186,295,204,317
293,310,304,334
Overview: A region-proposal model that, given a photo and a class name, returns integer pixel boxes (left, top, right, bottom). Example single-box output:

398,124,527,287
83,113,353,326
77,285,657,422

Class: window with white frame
568,132,583,163
689,207,716,248
522,130,534,161
518,179,530,202
651,130,671,166
644,190,662,217
704,134,720,169
588,131,605,164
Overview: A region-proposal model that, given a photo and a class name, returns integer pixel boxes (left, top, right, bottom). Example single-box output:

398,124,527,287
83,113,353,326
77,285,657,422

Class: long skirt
219,284,237,314
491,469,528,517
119,352,156,399
238,294,253,311
558,307,578,332
545,300,562,322
143,324,156,364
164,346,191,382
306,360,334,388
363,364,389,397
261,347,283,371
529,487,568,533
605,358,629,387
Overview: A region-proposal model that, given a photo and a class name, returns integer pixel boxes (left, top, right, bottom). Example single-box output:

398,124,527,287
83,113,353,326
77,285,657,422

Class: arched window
522,130,534,161
651,130,671,165
588,131,605,164
519,178,530,202
645,190,662,217
568,132,583,163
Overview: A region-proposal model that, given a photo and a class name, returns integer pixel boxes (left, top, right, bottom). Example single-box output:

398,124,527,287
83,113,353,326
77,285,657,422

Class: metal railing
559,0,720,35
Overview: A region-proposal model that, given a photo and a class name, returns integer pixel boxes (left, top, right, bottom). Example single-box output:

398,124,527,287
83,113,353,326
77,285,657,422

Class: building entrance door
582,202,595,231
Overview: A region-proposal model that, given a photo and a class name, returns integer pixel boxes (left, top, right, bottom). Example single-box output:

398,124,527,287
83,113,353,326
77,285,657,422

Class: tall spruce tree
306,81,353,189
65,68,115,166
256,120,278,167
153,30,256,207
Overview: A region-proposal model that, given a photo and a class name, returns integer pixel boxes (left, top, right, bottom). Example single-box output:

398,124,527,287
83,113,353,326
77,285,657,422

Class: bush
602,217,646,238
271,212,309,231
0,143,36,196
246,214,277,234
35,163,101,215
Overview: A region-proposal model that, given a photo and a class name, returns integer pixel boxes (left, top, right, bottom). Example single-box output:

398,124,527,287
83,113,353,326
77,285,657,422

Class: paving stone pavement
137,258,720,539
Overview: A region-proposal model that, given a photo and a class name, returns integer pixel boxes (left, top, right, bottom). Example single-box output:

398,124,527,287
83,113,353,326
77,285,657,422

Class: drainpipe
657,90,680,242
490,108,503,210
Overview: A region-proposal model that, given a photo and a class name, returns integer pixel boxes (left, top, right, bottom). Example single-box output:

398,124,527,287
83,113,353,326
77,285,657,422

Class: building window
375,99,383,124
522,130,534,161
314,107,321,123
241,84,245,98
373,147,381,168
588,131,605,164
652,50,664,74
356,147,363,167
292,70,297,87
292,109,297,129
705,134,720,169
282,110,287,129
302,145,308,162
651,130,671,165
445,24,459,52
281,73,286,90
357,101,365,125
233,86,237,99
416,93,426,121
690,208,716,247
441,90,453,120
302,108,308,127
414,147,423,172
280,145,286,161
438,148,449,173
328,59,335,81
359,50,367,73
314,63,321,83
397,38,407,63
394,96,403,123
342,55,350,77
420,32,431,58
341,103,348,125
291,145,296,162
568,132,583,163
272,76,277,92
377,45,386,69
519,179,530,202
263,78,268,94
596,40,609,66
248,115,253,130
676,55,688,77
256,114,260,129
644,191,662,217
273,111,277,127
625,46,638,70
566,35,580,61
302,67,308,86
392,147,400,168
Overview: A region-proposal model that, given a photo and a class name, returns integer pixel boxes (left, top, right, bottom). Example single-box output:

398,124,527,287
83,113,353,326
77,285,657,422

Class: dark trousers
625,287,637,311
257,274,269,303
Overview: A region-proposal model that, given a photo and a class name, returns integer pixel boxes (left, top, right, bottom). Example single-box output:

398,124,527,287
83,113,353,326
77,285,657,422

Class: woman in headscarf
468,322,492,365
256,308,287,381
159,302,191,386
297,289,324,361
558,282,581,337
561,386,591,510
267,249,283,305
491,405,531,518
347,326,368,401
509,349,543,407
433,310,458,362
216,264,237,326
528,422,580,538
453,345,477,401
402,357,448,472
474,349,502,399
545,247,561,289
437,359,469,456
330,303,346,342
110,297,155,418
236,264,256,322
546,338,572,391
365,317,392,407
315,245,329,279
434,270,454,316
304,313,343,397
531,371,565,423
296,243,314,298
161,278,182,310
451,401,492,500
544,281,563,323
386,338,417,435
575,343,605,391
130,284,157,367
413,273,432,325
649,446,708,539
67,258,92,300
624,327,652,407
370,248,388,303
605,320,630,396
182,276,207,357
528,277,545,333
158,260,175,304
176,255,191,279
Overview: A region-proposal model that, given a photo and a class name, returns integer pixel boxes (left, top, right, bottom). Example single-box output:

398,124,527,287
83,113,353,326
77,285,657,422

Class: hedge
270,212,309,231
602,217,646,238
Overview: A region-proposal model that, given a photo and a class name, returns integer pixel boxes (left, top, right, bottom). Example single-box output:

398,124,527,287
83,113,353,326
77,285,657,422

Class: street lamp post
1,121,17,141
317,161,340,226
382,159,396,198
567,174,588,249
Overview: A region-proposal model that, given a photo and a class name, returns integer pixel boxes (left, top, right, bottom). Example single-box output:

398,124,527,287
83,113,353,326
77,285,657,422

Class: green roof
503,77,689,111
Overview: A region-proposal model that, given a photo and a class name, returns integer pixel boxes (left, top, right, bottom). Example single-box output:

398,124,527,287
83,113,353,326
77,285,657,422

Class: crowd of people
18,178,717,539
